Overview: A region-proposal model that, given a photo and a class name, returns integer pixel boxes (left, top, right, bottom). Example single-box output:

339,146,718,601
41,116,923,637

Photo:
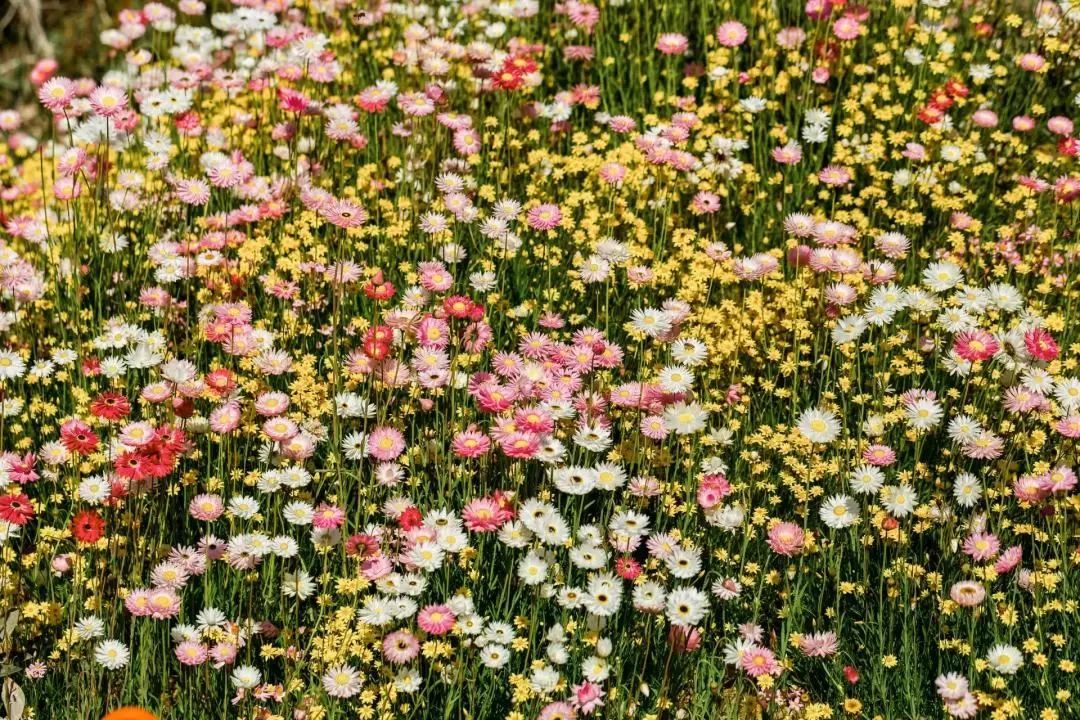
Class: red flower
502,55,537,75
205,368,236,396
917,106,944,124
90,392,131,421
928,89,954,111
156,427,188,455
60,419,99,456
71,510,105,543
443,296,474,319
81,357,101,376
944,78,969,99
398,506,423,531
1025,328,1059,362
843,665,860,684
0,493,34,525
114,451,152,481
615,556,641,580
277,87,311,113
363,279,396,301
953,330,999,362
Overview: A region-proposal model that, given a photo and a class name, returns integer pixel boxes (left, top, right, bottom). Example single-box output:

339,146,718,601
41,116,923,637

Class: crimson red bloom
205,368,236,396
71,510,105,543
398,506,423,531
364,279,396,301
60,419,99,456
917,106,944,124
491,70,524,91
90,392,131,421
615,556,642,580
114,451,152,481
502,55,537,75
927,89,953,111
0,493,34,525
944,78,969,98
1025,328,1060,361
843,666,860,684
443,295,474,319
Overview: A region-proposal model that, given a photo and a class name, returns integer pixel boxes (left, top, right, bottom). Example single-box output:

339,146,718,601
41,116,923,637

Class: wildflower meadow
1,0,1079,718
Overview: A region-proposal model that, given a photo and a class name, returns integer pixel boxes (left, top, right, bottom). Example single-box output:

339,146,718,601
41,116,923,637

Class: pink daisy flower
740,646,780,677
313,504,346,529
819,165,852,186
962,532,1000,561
383,630,420,664
526,204,563,230
655,33,689,55
832,17,861,39
800,631,838,657
953,330,998,362
767,522,805,556
863,444,896,466
716,21,748,47
452,429,491,458
994,546,1023,573
417,605,456,635
176,641,209,666
189,494,225,521
368,427,406,461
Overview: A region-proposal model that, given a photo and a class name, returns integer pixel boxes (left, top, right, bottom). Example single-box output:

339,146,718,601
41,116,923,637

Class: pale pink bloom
655,33,689,55
716,21,748,47
176,641,209,665
417,605,456,635
383,630,420,664
740,646,780,676
189,494,224,521
368,427,406,461
800,631,838,657
949,581,986,607
767,522,805,556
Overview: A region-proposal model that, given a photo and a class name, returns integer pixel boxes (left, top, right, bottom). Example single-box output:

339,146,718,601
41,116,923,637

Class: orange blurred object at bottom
103,709,158,720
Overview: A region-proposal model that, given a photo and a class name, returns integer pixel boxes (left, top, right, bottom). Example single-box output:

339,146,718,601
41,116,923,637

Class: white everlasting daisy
819,495,860,529
322,664,363,698
881,484,918,517
1054,377,1080,410
0,352,26,380
283,501,314,525
663,402,709,435
94,640,130,670
665,547,703,579
657,364,694,393
922,261,963,292
227,495,259,519
796,407,842,444
986,644,1023,675
947,415,982,444
670,337,708,366
952,473,983,508
831,315,867,344
905,399,944,430
479,644,511,668
849,465,885,495
938,308,977,333
231,665,262,689
629,308,673,337
666,586,709,627
517,552,548,585
281,570,316,600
